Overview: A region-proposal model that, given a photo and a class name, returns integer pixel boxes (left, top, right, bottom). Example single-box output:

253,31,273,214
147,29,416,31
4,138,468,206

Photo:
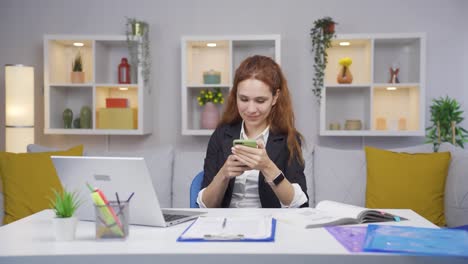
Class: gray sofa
1,143,467,227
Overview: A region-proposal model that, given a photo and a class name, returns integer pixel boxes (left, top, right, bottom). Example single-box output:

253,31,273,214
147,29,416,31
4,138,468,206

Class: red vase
118,58,131,84
201,102,219,129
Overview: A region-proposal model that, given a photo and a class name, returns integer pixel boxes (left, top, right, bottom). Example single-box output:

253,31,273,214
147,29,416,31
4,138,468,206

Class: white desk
0,209,465,264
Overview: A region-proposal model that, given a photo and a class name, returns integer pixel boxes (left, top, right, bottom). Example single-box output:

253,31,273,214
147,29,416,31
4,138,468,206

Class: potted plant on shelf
71,52,84,83
426,96,468,152
49,188,81,241
310,16,337,102
197,87,224,129
125,17,151,90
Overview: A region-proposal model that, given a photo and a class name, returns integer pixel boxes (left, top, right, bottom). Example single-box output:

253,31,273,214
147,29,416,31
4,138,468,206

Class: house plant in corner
197,87,224,129
426,96,468,152
70,52,84,83
310,16,337,102
50,188,81,241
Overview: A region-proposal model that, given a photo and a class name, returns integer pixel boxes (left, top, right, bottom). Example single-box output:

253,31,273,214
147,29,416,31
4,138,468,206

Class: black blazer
202,122,309,208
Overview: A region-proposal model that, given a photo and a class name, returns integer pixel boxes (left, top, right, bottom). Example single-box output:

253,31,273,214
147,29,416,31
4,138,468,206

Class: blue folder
363,224,468,257
177,218,276,242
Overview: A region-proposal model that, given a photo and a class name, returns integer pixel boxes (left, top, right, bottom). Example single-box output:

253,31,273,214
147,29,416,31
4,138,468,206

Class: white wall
0,0,466,152
464,0,468,129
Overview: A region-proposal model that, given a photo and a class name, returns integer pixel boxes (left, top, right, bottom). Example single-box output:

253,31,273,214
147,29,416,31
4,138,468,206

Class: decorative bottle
80,106,92,129
62,108,73,129
118,58,131,84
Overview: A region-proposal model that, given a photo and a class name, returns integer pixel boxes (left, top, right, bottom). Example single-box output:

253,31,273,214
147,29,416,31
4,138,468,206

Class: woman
197,55,308,208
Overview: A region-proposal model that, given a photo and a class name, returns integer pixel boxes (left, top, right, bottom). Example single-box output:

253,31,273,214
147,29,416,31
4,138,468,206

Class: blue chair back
190,171,204,208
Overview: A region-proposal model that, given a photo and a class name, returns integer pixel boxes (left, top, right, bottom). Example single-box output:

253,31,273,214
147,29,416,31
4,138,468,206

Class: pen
126,192,135,202
222,218,227,229
116,192,121,206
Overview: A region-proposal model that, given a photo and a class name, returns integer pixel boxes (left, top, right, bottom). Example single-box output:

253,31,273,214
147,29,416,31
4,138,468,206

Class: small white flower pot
53,216,78,241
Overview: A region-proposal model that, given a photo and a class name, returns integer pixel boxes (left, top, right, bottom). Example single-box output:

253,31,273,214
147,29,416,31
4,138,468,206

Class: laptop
51,156,205,227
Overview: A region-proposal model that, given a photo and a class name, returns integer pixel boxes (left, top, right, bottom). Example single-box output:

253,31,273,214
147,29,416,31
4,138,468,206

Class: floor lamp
5,64,34,153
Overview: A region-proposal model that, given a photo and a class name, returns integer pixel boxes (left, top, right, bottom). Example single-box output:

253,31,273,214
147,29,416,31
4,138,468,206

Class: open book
275,200,406,229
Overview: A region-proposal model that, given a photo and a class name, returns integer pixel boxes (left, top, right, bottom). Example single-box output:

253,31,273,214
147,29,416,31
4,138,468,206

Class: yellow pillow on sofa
364,146,451,226
0,145,83,224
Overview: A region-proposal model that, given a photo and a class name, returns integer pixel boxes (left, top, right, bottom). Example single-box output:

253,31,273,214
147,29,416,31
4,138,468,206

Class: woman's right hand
219,154,249,179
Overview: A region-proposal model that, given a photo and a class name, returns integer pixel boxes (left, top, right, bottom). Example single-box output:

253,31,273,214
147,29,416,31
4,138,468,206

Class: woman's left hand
231,139,273,171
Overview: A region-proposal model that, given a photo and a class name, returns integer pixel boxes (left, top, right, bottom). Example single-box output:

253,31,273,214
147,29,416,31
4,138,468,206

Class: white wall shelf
181,35,281,136
44,35,152,135
320,33,426,136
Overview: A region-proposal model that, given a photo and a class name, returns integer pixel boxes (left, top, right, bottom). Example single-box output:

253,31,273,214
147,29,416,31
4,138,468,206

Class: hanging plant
310,16,337,102
125,17,151,92
425,96,468,152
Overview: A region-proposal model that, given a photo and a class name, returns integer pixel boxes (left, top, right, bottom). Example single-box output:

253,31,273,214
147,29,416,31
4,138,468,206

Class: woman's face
236,78,278,130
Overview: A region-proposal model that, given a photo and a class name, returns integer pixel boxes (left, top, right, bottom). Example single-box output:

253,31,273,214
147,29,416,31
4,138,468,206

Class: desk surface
0,209,465,264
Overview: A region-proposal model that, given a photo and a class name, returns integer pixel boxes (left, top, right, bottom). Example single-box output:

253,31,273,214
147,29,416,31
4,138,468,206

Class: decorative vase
62,108,73,129
201,102,219,129
53,216,78,241
324,23,335,34
73,118,81,128
337,66,353,84
80,106,92,129
70,72,85,83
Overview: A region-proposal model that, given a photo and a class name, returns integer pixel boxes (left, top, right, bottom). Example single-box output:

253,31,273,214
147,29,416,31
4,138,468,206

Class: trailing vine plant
126,17,151,93
426,96,468,152
310,17,337,102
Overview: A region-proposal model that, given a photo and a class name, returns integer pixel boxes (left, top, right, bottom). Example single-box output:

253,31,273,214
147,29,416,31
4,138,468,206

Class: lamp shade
5,64,34,152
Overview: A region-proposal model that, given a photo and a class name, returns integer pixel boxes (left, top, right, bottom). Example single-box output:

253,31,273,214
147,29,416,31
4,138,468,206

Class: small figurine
389,63,400,83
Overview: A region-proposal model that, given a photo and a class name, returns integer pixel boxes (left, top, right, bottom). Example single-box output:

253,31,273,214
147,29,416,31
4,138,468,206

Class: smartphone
233,139,258,148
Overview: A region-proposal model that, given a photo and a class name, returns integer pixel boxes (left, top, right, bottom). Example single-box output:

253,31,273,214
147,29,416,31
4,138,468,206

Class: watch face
273,172,285,186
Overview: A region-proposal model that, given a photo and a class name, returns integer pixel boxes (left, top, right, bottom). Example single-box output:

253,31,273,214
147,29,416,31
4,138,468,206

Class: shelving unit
181,35,280,136
320,33,425,136
44,35,152,135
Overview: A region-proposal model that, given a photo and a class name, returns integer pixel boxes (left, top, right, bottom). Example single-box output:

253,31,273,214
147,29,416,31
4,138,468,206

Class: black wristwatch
267,171,285,186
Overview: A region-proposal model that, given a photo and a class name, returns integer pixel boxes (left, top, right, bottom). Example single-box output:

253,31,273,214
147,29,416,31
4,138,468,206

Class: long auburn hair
220,55,304,164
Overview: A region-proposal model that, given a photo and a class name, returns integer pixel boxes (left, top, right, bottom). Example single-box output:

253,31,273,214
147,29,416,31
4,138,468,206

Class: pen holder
94,201,129,239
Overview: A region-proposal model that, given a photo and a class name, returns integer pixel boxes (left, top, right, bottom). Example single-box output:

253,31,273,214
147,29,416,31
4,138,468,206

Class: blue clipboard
177,218,276,242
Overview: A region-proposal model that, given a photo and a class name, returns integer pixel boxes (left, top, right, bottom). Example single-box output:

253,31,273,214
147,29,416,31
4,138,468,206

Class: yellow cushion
365,146,451,226
0,145,83,224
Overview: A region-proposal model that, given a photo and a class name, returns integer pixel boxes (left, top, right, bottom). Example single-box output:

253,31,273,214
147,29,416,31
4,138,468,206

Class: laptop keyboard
163,214,187,222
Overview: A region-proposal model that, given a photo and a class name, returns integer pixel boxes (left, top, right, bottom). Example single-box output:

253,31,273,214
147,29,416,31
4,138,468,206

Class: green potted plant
49,188,81,241
71,52,84,83
310,16,337,102
125,17,151,89
426,96,468,152
197,87,224,129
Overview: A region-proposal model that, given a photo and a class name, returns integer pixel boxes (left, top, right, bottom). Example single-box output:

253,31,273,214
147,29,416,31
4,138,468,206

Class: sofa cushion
0,173,3,225
313,144,437,209
27,144,59,153
0,145,83,224
365,146,451,226
314,146,367,207
439,143,468,227
172,151,206,208
86,145,174,208
302,146,314,207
